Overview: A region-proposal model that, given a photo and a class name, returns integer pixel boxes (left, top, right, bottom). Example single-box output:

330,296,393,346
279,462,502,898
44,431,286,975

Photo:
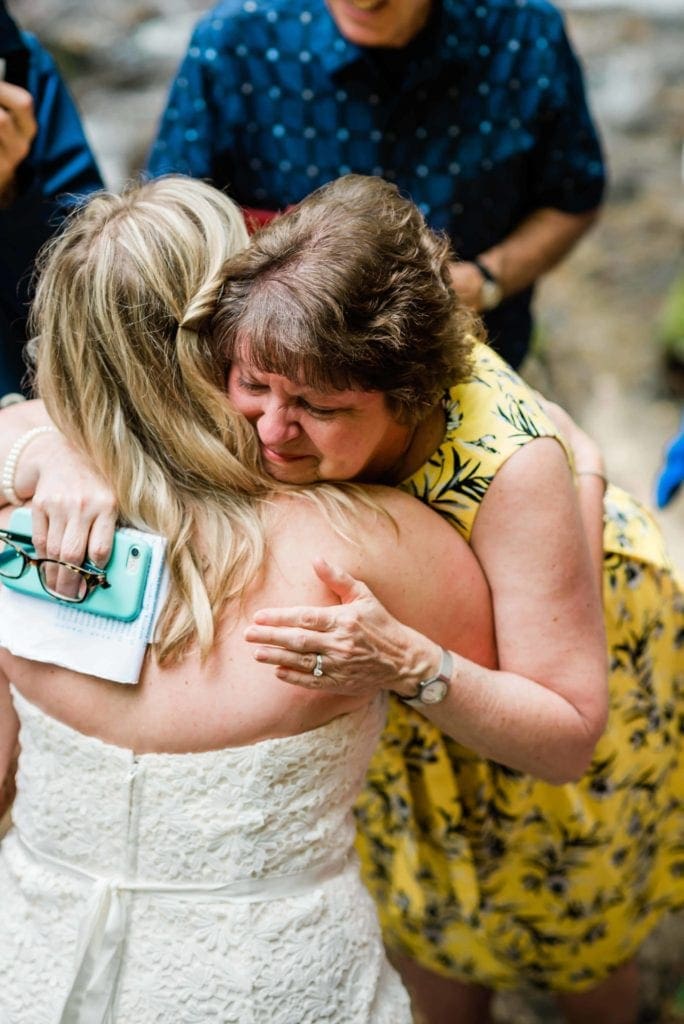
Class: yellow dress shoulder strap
401,341,564,542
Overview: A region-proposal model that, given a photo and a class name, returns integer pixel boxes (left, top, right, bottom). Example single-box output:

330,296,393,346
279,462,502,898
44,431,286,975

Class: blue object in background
655,415,684,508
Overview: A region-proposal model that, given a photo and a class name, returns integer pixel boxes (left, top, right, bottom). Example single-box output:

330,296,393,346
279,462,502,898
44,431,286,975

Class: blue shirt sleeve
655,416,684,509
528,13,605,214
0,34,103,395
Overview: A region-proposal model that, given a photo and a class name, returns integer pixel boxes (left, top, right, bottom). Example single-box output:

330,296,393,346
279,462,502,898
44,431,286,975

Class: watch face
480,279,503,311
420,679,449,705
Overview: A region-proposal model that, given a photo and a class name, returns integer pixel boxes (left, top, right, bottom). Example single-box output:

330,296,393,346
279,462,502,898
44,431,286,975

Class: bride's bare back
0,487,495,760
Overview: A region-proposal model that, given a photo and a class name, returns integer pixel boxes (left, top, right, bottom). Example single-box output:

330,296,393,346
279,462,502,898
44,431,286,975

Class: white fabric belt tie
14,829,350,1024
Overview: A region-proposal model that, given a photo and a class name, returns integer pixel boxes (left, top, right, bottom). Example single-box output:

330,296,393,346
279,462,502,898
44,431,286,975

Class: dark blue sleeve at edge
0,33,103,394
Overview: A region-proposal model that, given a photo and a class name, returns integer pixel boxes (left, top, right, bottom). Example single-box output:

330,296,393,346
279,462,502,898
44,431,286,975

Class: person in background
147,0,605,369
0,0,103,400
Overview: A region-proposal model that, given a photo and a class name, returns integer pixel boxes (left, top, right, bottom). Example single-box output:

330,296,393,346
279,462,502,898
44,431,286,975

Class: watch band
400,648,453,708
473,257,497,285
473,258,503,310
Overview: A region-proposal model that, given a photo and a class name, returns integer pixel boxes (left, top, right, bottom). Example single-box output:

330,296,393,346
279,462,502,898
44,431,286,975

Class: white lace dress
0,687,411,1024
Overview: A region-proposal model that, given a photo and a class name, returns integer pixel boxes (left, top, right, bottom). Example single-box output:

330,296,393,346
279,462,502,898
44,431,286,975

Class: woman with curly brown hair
215,175,683,1024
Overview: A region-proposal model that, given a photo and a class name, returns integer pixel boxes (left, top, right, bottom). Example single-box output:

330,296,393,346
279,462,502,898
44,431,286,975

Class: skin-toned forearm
0,400,53,506
480,206,600,297
574,474,606,596
0,400,117,567
449,206,600,311
0,81,38,206
251,612,605,784
0,398,49,438
537,398,606,596
389,627,605,785
246,562,607,785
248,443,609,783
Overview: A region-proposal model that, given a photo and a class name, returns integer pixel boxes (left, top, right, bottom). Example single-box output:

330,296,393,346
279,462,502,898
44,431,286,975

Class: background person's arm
449,207,599,312
0,79,36,204
0,31,103,397
450,11,604,313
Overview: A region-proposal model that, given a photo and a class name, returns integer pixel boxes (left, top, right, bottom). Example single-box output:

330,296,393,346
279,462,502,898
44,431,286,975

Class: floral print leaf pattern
355,342,684,991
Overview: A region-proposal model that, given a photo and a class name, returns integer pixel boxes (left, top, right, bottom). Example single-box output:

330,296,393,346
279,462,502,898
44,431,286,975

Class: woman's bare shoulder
267,485,463,567
263,485,485,624
263,486,494,670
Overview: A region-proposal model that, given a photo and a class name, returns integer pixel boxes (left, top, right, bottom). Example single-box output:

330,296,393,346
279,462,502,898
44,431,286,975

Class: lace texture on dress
0,687,410,1024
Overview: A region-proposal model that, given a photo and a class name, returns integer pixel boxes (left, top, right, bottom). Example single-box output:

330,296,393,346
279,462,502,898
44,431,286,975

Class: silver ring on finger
312,653,324,678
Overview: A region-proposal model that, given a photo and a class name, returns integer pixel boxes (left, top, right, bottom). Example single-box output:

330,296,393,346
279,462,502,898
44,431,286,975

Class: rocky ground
529,4,684,572
9,0,684,1020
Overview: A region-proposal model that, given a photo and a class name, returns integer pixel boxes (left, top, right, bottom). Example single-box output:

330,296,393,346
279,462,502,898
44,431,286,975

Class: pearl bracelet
1,425,56,505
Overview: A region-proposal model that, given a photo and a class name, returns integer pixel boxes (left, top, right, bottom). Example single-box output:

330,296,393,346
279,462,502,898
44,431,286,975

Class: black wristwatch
473,258,503,311
400,648,453,708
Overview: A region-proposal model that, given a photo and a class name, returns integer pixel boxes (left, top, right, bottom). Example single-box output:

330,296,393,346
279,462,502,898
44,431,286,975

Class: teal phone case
2,507,152,622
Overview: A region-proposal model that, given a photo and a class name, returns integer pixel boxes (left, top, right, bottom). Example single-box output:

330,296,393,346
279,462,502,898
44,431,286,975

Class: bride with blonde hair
0,176,498,1023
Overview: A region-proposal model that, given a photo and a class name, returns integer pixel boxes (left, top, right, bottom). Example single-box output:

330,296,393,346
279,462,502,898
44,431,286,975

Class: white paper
0,527,168,684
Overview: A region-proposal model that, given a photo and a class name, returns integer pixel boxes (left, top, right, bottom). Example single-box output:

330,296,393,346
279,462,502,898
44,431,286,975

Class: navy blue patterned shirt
149,0,605,368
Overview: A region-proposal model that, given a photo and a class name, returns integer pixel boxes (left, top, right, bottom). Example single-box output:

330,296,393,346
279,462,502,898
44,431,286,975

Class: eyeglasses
0,528,110,603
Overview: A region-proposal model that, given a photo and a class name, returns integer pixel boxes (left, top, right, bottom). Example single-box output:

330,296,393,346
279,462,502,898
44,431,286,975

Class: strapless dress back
0,687,411,1024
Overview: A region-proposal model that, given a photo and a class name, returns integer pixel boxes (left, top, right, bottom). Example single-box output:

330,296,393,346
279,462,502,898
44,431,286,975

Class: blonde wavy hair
30,176,282,663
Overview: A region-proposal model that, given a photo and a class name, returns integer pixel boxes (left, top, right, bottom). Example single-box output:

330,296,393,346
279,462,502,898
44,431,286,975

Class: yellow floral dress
354,342,684,992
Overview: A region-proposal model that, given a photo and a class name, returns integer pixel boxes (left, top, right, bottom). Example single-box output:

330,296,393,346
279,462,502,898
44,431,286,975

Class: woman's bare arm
537,398,607,594
467,438,607,765
246,471,609,785
0,400,117,567
0,400,50,492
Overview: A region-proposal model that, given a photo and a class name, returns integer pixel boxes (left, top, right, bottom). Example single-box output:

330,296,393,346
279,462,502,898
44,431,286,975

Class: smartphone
2,507,153,622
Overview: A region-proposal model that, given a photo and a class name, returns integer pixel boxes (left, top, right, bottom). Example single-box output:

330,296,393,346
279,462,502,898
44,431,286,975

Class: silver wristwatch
401,648,453,708
473,258,503,311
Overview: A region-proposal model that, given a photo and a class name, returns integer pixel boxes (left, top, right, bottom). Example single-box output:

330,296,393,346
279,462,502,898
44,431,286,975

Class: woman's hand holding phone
2,507,153,622
15,427,119,572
